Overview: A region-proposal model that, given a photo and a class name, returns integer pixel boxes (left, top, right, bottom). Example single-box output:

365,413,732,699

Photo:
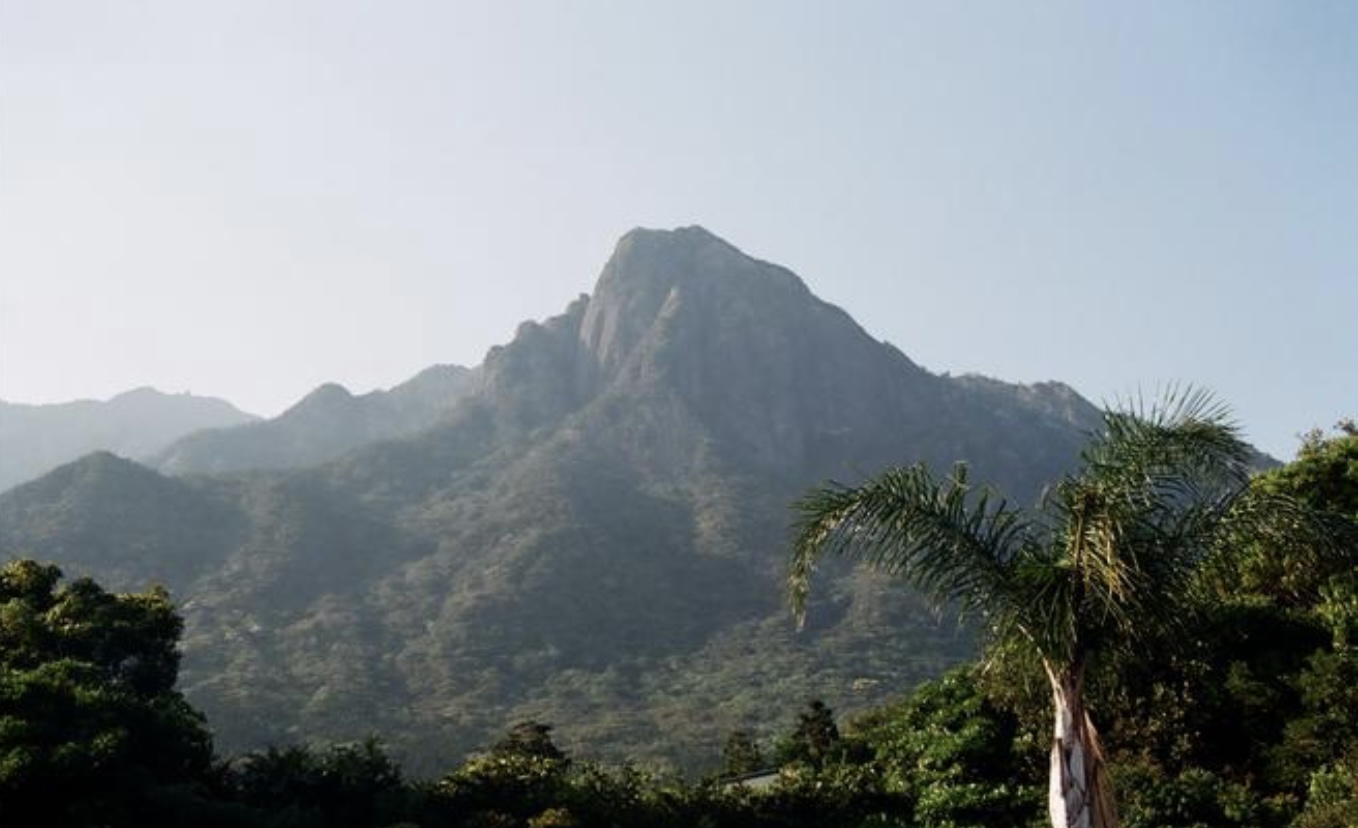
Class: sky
1,1,1354,460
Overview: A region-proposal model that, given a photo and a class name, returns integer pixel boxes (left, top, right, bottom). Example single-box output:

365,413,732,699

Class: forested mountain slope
0,227,1102,770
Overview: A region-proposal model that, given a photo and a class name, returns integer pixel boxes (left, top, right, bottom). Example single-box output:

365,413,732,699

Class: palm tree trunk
1046,664,1117,828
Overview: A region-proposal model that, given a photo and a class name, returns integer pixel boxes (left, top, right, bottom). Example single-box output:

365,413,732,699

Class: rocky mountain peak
578,226,811,375
470,226,940,474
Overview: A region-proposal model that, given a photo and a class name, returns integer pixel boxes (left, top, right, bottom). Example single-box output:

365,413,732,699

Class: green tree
1292,748,1358,828
1232,421,1358,615
853,668,1040,828
777,699,842,768
789,390,1315,828
721,729,764,777
493,720,567,763
438,721,571,825
0,559,214,828
227,739,406,828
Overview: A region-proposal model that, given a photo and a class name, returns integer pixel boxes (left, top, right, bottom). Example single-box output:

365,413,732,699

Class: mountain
154,364,476,475
0,388,256,492
0,227,1102,771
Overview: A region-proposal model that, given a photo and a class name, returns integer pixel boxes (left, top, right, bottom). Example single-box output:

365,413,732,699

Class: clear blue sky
2,1,1354,459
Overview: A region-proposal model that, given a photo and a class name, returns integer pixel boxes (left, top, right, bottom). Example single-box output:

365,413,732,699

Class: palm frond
1000,389,1256,662
1003,555,1084,663
788,463,1029,628
1084,385,1251,508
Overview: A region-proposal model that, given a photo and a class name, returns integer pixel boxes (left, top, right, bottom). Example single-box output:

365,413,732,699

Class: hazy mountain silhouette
0,388,256,492
154,364,476,475
0,227,1102,770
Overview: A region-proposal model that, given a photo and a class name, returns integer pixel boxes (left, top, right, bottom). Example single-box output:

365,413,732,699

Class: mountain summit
474,226,1087,483
1,227,1100,769
580,226,822,376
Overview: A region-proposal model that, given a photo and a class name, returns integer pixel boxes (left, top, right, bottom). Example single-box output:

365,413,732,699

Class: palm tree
789,389,1285,828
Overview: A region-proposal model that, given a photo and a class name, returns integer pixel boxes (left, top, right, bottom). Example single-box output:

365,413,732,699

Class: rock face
154,364,476,475
578,227,934,474
470,226,1090,489
0,388,256,492
0,226,1102,771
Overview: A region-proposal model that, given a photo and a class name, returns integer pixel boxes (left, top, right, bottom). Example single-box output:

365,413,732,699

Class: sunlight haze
2,0,1354,460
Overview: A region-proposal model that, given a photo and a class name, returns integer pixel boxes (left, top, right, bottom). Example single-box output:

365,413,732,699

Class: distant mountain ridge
0,388,256,492
154,364,476,475
1,226,1104,770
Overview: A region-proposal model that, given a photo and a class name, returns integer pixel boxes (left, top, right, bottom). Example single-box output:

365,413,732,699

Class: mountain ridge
0,388,257,492
153,364,476,476
0,226,1104,770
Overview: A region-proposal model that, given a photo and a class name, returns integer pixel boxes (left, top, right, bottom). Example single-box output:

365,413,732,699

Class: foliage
1115,762,1277,828
1231,422,1358,614
3,388,1355,827
721,728,764,777
226,739,407,828
1267,420,1358,517
492,721,567,763
437,722,573,825
850,667,1042,828
791,389,1301,827
971,421,1358,828
775,699,843,768
5,424,1358,828
0,559,215,828
1292,749,1358,828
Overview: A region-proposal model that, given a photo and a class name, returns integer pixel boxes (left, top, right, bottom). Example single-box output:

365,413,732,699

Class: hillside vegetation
2,422,1353,828
0,228,1103,769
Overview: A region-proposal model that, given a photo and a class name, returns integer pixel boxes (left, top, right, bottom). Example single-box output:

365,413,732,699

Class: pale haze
1,1,1354,461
